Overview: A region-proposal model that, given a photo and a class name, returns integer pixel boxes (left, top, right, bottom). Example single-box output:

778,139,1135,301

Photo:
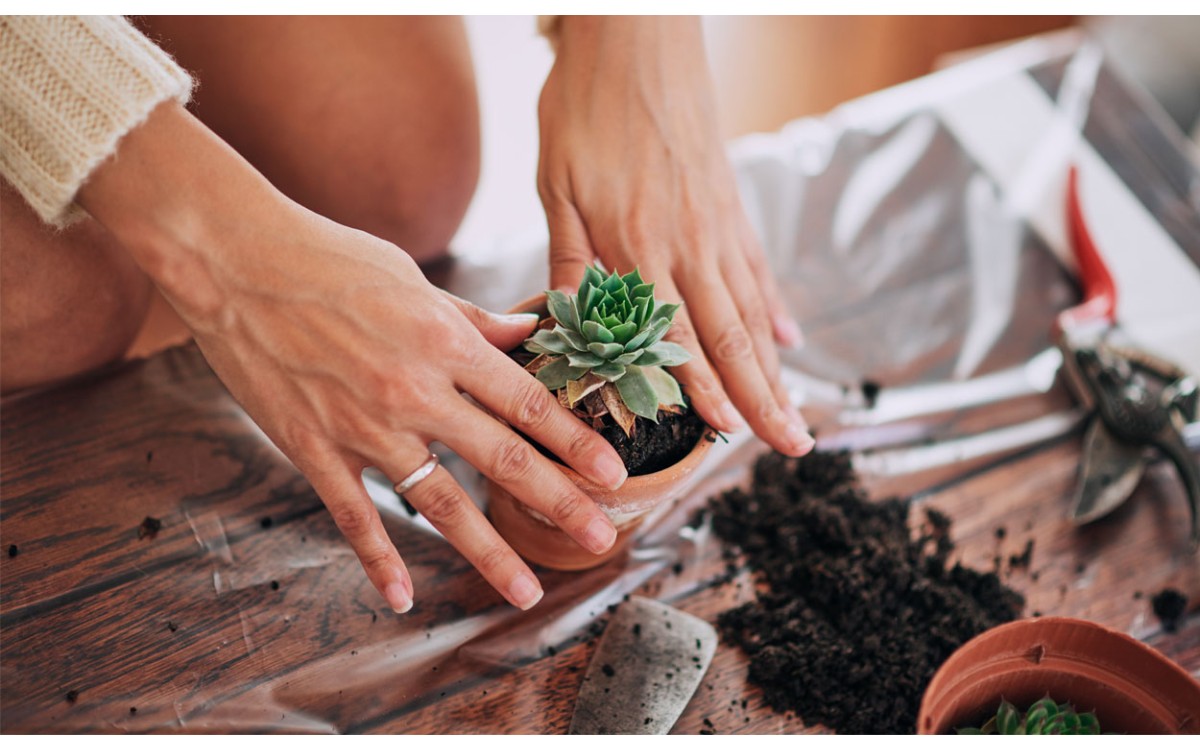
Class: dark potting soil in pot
709,450,1024,734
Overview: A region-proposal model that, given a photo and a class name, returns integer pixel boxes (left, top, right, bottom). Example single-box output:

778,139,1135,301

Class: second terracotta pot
918,616,1200,734
487,295,715,571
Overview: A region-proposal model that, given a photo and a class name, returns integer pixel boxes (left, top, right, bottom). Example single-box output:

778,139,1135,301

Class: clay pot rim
508,292,716,491
917,615,1200,734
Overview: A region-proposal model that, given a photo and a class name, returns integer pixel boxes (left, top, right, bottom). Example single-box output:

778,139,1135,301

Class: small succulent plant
523,265,691,437
957,697,1100,735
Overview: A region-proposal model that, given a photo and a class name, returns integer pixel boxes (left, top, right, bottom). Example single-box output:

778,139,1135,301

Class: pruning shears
1056,166,1200,545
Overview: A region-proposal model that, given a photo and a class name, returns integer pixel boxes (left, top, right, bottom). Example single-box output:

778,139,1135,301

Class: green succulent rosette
957,697,1100,735
523,265,691,422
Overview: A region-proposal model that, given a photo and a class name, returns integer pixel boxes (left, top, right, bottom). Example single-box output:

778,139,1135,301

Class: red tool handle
1055,165,1118,335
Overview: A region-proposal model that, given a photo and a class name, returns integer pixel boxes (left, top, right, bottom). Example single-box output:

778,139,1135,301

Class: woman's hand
80,102,627,613
537,16,814,456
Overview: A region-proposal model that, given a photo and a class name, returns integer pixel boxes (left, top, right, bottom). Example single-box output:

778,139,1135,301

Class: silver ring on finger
393,453,440,495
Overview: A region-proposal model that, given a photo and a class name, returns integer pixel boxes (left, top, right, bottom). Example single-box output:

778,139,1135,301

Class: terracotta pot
487,294,715,571
918,616,1200,734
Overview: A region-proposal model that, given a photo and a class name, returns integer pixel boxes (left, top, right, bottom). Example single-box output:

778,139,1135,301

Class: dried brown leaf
600,383,637,439
524,353,553,376
567,373,606,407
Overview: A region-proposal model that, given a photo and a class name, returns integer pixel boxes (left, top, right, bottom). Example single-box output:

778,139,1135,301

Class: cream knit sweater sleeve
0,16,193,226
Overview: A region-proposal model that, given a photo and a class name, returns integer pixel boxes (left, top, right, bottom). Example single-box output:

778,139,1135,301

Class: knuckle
489,438,537,484
713,325,754,362
473,544,512,577
510,382,555,430
758,399,786,427
329,503,375,540
359,547,396,576
664,316,696,345
546,488,588,524
744,306,773,338
416,480,466,526
562,427,599,465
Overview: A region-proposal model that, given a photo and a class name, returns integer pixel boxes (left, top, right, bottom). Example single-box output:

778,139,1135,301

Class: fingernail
509,572,544,610
584,516,617,554
785,423,816,455
775,314,805,349
501,312,540,325
385,582,413,614
719,402,746,432
594,453,628,490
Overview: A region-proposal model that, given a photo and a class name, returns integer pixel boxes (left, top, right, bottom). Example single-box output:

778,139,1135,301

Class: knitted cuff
0,16,194,227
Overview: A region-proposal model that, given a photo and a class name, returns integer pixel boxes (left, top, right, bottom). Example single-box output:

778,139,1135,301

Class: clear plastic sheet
28,35,1197,733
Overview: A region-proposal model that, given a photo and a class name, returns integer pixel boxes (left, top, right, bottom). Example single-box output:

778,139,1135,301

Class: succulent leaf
641,365,685,408
567,351,606,368
527,329,573,355
592,361,627,382
535,356,588,390
614,365,660,421
634,341,693,368
546,290,576,330
995,701,1020,735
583,320,615,344
587,342,625,359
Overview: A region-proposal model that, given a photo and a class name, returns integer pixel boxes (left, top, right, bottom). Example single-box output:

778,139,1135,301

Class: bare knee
1,186,151,393
145,16,481,264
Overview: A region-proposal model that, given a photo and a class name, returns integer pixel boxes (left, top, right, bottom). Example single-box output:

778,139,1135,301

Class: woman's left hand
536,16,814,456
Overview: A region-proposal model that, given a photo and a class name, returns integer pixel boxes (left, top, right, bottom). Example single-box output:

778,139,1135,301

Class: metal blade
569,596,717,735
1071,417,1146,524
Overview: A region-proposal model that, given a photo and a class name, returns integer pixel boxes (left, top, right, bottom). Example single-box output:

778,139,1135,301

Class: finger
739,214,804,348
437,403,618,557
391,462,544,611
459,349,628,490
544,196,596,293
302,448,414,614
718,249,790,408
651,275,745,434
679,260,814,456
441,291,541,352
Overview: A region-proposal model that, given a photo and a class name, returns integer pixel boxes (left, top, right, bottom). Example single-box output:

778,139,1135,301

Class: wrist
77,101,290,318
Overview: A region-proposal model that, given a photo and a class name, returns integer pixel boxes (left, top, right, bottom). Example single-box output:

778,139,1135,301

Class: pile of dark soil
710,450,1024,734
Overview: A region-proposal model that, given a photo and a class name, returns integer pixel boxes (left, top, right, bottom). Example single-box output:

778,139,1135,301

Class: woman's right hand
79,102,627,613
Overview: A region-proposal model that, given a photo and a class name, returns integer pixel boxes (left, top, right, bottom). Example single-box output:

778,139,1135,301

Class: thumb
441,291,540,352
545,199,595,294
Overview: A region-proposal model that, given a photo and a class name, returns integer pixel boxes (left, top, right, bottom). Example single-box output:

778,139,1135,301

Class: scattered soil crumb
7,544,17,558
260,516,273,529
270,580,280,591
138,516,163,540
1151,589,1188,634
1133,591,1143,600
146,451,153,463
710,450,1023,734
1008,539,1035,570
602,664,615,677
167,621,178,632
860,379,882,408
65,690,79,704
994,526,1007,540
129,707,137,715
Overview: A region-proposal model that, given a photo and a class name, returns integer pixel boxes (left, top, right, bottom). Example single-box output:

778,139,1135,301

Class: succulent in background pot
488,265,715,571
918,616,1200,734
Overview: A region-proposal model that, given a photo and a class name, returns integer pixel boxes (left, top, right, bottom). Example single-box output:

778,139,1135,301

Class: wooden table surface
2,342,1197,734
